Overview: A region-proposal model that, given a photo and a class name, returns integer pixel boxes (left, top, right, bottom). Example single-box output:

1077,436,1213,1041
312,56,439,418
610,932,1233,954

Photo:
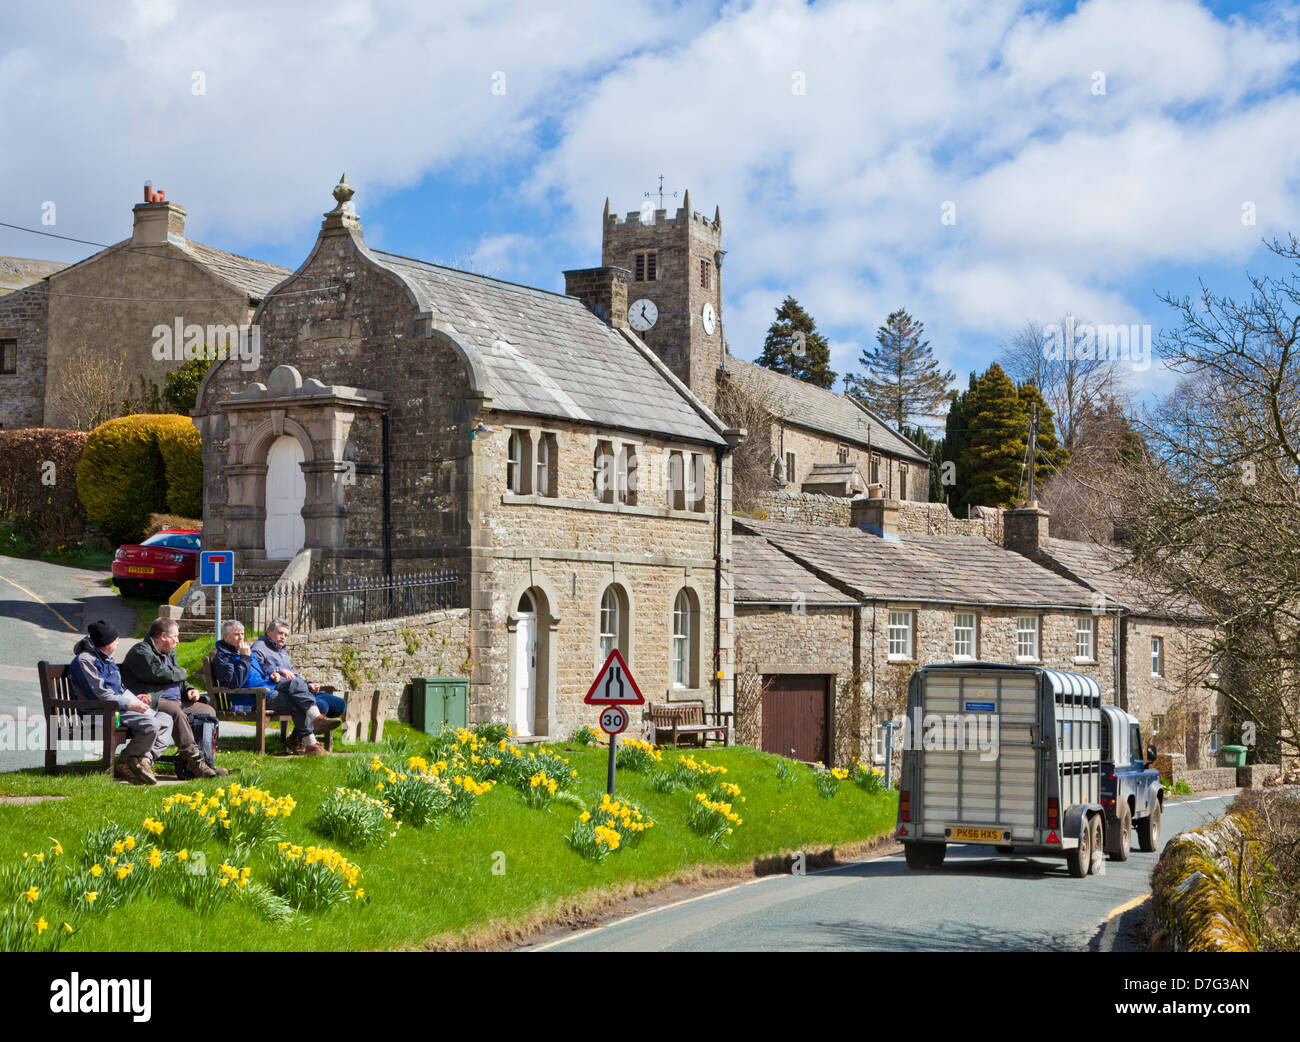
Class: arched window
599,587,619,661
597,584,631,668
507,430,532,495
672,589,692,688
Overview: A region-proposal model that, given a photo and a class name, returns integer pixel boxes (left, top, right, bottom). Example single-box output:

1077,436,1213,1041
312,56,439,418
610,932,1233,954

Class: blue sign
200,550,235,587
963,700,996,713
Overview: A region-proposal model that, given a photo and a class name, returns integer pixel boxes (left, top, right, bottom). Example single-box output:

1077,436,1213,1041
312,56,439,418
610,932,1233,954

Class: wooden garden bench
38,661,175,776
201,655,335,755
648,699,731,748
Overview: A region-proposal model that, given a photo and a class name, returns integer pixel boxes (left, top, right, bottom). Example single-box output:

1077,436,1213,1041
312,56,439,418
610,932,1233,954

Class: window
870,457,880,485
837,443,849,465
506,430,527,494
1151,636,1163,676
887,610,913,660
1152,714,1164,736
1016,615,1040,660
633,251,657,282
785,451,796,485
667,451,685,511
535,433,556,497
1209,717,1221,754
699,258,710,289
593,440,614,503
1075,616,1095,661
899,465,908,500
672,589,698,688
0,338,15,375
597,584,630,668
954,613,976,659
688,453,706,512
616,445,637,505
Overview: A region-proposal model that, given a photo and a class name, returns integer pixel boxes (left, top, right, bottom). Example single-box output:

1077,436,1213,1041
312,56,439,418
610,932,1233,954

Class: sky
3,0,1299,426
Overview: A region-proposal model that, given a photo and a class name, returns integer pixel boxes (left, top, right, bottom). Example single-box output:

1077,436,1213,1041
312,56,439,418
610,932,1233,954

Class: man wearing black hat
68,619,174,785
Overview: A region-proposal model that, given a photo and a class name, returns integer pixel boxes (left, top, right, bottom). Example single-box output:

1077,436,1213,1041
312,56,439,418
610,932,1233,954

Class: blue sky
3,0,1299,425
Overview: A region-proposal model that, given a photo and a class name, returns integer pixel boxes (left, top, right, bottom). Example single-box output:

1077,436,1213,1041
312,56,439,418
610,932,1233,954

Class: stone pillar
1004,502,1050,556
563,266,631,330
851,494,899,539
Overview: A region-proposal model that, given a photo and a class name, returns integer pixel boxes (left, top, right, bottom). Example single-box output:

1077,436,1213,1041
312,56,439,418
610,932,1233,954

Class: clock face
629,298,658,332
701,302,716,335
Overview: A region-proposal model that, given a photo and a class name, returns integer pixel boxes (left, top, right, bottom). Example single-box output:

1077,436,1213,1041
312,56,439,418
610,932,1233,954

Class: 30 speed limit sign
599,705,629,736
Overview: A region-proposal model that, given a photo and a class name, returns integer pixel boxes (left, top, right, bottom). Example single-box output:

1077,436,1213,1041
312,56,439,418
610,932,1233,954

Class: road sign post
585,650,643,797
199,551,235,643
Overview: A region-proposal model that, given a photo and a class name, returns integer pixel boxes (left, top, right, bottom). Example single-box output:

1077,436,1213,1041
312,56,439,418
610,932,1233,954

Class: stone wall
753,491,999,539
897,500,1001,540
1123,616,1222,770
1180,767,1239,792
0,282,50,429
771,421,928,502
282,609,470,731
754,490,852,526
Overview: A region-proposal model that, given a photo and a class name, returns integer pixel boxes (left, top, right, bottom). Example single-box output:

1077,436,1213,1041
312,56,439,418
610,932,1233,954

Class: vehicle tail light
1109,772,1116,781
899,790,910,822
1046,830,1061,845
1047,797,1059,829
165,553,184,563
114,550,124,560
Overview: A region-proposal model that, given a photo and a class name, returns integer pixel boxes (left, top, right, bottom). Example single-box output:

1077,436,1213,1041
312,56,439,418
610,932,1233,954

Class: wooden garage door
762,675,830,764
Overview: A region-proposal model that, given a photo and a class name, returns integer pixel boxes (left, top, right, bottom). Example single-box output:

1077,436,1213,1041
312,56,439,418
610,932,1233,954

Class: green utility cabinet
410,677,469,733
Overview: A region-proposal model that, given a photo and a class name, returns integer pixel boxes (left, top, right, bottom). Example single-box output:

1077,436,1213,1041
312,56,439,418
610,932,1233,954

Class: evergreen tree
163,356,216,414
902,424,946,502
756,296,836,389
847,309,954,428
942,372,978,509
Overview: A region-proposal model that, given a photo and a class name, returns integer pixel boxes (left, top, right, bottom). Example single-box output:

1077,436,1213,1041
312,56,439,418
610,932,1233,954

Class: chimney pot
132,191,186,246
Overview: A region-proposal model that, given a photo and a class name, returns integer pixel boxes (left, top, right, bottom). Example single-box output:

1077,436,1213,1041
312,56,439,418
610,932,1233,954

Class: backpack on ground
176,714,219,779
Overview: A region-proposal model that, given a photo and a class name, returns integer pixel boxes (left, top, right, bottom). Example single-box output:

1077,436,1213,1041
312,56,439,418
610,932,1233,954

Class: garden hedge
75,414,202,543
0,428,90,548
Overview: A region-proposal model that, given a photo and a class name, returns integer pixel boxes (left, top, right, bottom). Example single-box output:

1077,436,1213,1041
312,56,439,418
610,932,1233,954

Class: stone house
0,185,288,429
192,179,741,738
733,494,1119,765
1004,506,1223,768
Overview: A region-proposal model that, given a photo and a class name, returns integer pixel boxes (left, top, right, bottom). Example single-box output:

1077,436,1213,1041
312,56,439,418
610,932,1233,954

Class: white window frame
672,590,692,688
593,440,614,504
1151,636,1163,677
535,433,551,497
1075,616,1095,662
667,451,685,511
506,430,525,495
953,612,976,659
1016,615,1040,661
887,610,913,660
1151,714,1164,736
616,445,637,506
599,587,619,663
688,453,705,512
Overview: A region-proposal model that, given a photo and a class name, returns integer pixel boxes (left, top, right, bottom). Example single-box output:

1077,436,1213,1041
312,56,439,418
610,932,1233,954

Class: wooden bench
38,662,176,776
648,700,731,748
201,655,336,755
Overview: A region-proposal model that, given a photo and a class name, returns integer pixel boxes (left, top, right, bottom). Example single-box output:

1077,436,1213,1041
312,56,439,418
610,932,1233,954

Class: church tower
601,191,724,409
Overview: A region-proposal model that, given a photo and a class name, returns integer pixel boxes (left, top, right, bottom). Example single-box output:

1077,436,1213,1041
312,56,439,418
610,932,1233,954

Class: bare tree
49,340,131,431
715,367,797,512
999,315,1124,454
1113,237,1300,765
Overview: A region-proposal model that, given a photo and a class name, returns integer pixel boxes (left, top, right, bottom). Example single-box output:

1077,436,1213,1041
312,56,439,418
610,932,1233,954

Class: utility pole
1027,402,1038,502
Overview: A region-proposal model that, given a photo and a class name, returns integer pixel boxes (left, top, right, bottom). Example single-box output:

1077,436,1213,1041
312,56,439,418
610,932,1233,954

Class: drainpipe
382,413,393,579
713,443,724,720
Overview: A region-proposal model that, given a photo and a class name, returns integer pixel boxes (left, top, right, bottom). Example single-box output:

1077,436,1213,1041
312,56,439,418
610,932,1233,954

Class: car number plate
951,826,1004,842
127,566,155,575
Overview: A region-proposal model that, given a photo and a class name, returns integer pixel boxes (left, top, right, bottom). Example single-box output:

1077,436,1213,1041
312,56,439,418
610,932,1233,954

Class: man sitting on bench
67,619,173,785
122,617,227,779
251,618,342,740
212,619,327,756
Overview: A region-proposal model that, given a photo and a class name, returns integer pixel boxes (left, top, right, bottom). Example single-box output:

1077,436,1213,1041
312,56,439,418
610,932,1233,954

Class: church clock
628,298,658,332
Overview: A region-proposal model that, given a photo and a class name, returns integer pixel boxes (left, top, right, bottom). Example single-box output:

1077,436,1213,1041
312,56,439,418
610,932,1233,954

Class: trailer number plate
950,826,1004,842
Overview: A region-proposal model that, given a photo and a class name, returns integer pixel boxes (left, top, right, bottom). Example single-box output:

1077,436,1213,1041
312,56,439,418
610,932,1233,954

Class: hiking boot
210,764,232,776
128,757,159,785
114,758,142,784
313,715,343,736
185,750,220,779
301,742,329,756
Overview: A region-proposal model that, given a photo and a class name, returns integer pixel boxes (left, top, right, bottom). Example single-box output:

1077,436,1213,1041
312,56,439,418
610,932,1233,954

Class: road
0,555,139,771
530,793,1235,952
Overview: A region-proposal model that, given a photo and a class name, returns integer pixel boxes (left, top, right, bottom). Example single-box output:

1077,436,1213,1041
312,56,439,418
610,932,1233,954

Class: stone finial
682,188,691,215
333,173,355,208
323,173,361,231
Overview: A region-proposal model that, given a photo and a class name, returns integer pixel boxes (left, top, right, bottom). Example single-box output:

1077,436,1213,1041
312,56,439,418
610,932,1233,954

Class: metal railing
226,569,462,634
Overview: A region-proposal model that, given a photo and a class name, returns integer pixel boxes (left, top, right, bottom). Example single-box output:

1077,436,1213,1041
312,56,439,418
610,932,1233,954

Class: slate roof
724,357,929,463
370,250,727,446
1038,538,1209,620
733,535,857,605
177,240,291,298
736,518,1098,609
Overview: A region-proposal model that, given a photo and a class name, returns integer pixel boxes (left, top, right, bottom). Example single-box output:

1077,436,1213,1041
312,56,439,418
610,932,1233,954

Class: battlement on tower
604,191,722,243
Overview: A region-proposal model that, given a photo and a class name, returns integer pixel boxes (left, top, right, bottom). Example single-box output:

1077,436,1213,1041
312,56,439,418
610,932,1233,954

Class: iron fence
226,569,461,634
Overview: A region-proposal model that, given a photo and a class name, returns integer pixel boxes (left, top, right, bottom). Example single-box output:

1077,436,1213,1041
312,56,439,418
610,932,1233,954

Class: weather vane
644,175,677,209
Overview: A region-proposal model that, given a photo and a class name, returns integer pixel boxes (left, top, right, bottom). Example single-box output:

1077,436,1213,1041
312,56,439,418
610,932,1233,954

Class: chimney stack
1003,501,1050,556
563,266,630,330
132,183,186,246
852,485,899,540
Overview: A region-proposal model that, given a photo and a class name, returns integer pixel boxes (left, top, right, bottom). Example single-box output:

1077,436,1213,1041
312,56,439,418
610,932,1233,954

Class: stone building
1004,506,1223,768
0,185,288,429
733,493,1119,765
192,179,741,738
594,196,931,501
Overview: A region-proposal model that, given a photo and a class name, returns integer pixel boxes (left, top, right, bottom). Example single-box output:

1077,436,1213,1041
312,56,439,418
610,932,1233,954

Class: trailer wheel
1137,798,1161,853
1110,806,1131,861
929,843,946,867
1087,816,1104,875
904,842,933,870
1067,817,1092,878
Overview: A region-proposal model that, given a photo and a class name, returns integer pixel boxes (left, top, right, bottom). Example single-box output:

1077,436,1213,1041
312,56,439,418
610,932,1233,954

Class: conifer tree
847,309,954,428
756,296,836,389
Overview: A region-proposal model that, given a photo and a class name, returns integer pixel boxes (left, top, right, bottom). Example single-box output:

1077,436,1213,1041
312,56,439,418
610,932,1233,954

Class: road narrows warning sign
584,649,645,706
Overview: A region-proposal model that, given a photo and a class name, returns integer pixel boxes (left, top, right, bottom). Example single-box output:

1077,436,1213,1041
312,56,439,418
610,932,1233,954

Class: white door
265,436,306,560
514,613,537,737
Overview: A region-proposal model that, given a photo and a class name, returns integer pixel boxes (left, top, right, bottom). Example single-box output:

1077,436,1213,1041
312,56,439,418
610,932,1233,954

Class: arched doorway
265,435,306,559
513,590,538,737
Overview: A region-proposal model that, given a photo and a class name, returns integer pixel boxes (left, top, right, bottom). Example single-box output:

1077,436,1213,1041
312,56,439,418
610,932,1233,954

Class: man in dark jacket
122,618,225,778
211,618,325,755
67,619,173,785
251,618,343,738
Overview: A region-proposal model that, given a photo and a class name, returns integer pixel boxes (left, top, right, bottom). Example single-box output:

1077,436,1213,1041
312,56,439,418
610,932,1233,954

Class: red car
112,528,202,597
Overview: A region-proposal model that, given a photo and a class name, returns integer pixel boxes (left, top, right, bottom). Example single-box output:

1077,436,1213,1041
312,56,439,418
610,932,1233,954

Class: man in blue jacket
67,619,174,784
211,618,325,755
251,618,343,739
